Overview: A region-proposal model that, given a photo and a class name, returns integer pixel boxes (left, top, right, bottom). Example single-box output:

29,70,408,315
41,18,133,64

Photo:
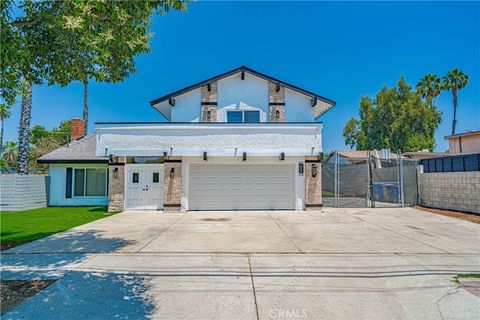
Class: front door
125,165,164,210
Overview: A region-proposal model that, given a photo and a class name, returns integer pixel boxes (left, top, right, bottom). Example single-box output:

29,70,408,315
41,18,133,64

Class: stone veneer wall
305,157,322,209
268,82,285,122
164,161,182,211
418,171,480,214
201,82,217,122
108,164,125,212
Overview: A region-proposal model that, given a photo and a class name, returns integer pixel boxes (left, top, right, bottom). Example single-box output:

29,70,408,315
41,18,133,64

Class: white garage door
189,164,295,210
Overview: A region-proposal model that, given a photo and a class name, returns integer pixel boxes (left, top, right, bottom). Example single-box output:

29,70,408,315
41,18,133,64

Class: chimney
71,118,86,141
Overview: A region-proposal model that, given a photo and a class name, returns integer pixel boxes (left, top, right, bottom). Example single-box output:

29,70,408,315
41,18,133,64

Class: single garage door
189,164,295,210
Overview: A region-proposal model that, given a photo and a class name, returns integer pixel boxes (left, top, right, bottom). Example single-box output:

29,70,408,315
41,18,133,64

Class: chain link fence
322,152,419,208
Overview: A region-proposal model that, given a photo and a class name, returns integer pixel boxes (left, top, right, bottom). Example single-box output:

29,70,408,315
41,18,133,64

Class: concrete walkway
1,208,479,319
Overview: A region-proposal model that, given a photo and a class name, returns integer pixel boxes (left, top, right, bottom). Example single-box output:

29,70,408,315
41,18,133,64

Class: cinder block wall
418,171,480,214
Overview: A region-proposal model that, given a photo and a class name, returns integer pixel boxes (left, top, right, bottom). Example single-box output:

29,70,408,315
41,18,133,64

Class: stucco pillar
164,160,182,211
108,164,125,212
201,82,217,122
305,157,322,210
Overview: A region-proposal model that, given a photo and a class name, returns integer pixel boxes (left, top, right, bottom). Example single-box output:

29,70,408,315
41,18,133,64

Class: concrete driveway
2,208,479,319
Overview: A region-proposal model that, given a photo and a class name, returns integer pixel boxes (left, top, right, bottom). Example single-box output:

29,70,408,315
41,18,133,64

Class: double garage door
189,164,295,210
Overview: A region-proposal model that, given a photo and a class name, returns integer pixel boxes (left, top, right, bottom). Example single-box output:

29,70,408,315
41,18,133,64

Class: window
132,172,139,183
244,111,260,123
153,172,160,183
227,111,243,123
227,110,260,123
73,168,107,197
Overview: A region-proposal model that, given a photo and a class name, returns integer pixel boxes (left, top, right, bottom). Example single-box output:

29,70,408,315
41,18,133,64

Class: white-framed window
73,168,107,197
226,110,260,123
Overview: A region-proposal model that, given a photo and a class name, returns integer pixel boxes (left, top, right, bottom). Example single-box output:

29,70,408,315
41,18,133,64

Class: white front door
125,165,164,210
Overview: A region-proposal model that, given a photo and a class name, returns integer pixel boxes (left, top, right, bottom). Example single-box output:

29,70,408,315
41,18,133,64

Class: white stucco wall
170,89,202,122
96,123,323,157
216,73,269,122
48,163,109,206
151,71,332,122
285,89,315,122
181,156,305,211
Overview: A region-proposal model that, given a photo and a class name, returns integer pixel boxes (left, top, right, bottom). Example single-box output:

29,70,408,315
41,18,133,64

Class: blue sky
4,1,479,152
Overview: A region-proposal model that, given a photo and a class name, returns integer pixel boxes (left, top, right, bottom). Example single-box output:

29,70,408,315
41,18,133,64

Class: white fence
0,175,49,211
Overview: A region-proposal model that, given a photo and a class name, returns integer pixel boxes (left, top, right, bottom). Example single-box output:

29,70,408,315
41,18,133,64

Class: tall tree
46,0,188,133
343,77,442,152
1,0,189,174
0,105,12,155
442,69,469,135
417,73,441,107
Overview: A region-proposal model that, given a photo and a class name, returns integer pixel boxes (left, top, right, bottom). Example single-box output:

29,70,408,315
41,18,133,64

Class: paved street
2,208,479,319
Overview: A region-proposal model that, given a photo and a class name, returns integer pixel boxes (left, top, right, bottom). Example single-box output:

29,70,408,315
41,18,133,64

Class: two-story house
39,66,335,212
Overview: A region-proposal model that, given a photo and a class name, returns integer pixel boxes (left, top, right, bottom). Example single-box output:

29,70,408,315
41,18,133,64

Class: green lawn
454,274,480,282
0,206,116,243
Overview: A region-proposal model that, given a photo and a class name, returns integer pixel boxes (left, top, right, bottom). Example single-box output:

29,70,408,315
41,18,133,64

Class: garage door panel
189,164,295,210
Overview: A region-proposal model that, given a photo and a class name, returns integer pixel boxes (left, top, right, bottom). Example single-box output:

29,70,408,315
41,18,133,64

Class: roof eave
149,65,336,108
37,159,108,164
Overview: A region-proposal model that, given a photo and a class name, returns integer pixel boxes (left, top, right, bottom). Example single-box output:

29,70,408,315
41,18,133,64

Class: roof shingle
37,133,107,163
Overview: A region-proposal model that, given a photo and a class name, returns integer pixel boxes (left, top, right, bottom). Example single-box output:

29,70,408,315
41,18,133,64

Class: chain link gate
322,151,419,208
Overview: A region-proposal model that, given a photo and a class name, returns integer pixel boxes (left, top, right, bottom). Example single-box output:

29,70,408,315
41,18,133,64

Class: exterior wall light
109,154,114,163
170,167,175,178
243,152,247,161
207,83,211,91
203,152,208,161
275,110,280,121
298,162,304,175
312,163,318,177
169,97,175,106
113,167,118,178
280,152,285,161
207,111,211,121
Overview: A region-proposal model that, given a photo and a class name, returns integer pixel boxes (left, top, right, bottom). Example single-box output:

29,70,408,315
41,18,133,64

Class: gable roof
37,133,108,164
444,130,480,140
149,66,336,119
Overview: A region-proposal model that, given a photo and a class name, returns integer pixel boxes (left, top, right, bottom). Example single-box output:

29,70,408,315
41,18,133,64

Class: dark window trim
65,168,73,198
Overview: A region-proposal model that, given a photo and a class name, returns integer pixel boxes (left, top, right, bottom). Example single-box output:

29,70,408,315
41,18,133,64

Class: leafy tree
0,105,12,154
2,1,188,175
30,121,70,146
343,77,442,152
45,1,188,133
417,73,441,107
442,69,469,135
0,140,17,171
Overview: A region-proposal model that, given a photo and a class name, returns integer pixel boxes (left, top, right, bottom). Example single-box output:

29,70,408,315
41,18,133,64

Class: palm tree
17,83,33,175
3,140,18,168
0,105,12,156
442,69,469,135
417,73,442,107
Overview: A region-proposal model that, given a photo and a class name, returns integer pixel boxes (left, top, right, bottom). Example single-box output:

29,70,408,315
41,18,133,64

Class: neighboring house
445,130,480,154
40,66,336,211
403,151,446,160
325,150,403,165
